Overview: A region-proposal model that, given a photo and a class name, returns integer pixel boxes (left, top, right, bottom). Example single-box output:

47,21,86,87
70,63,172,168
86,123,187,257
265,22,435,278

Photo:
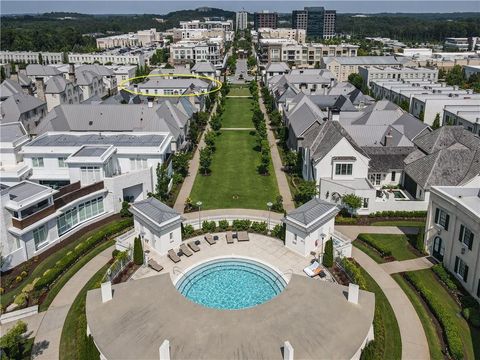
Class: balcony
11,181,104,230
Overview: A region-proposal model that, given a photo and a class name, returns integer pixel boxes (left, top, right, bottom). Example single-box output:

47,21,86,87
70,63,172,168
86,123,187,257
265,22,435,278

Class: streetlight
266,202,273,233
196,201,203,229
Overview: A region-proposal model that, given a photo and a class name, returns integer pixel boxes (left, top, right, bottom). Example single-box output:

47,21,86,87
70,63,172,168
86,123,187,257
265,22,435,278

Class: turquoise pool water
176,258,287,310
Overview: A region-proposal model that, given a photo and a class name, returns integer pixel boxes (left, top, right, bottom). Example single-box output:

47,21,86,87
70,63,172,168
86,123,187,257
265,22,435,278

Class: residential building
172,28,233,43
191,61,219,80
305,7,325,39
263,62,291,83
236,10,248,31
74,67,108,100
359,66,439,89
25,64,62,83
396,48,433,59
68,52,145,66
258,28,306,44
105,65,137,87
323,10,337,39
0,122,32,185
96,29,163,49
41,76,83,112
0,51,64,65
254,11,278,30
444,37,480,52
424,176,480,300
292,10,308,31
169,41,223,66
179,20,233,32
322,56,414,82
443,105,480,135
464,65,480,79
136,78,210,98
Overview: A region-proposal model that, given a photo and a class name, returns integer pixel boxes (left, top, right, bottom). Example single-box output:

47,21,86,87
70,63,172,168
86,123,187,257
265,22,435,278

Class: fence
103,250,132,283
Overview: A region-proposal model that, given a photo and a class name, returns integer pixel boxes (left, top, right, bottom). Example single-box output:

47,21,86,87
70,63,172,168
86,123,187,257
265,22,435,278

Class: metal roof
27,133,166,148
286,197,339,227
132,197,180,224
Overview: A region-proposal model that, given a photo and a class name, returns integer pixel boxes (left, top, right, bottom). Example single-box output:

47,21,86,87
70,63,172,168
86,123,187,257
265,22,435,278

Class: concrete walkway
30,245,114,359
221,127,255,131
258,90,295,211
381,256,435,274
173,102,218,213
225,95,251,98
353,247,430,360
336,225,419,240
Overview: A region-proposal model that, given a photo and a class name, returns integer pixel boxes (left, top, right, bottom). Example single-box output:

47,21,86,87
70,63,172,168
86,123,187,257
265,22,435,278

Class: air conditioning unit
461,247,466,255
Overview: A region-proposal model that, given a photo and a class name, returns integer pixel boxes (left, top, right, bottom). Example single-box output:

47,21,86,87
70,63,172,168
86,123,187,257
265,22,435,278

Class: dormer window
335,163,352,176
32,157,44,167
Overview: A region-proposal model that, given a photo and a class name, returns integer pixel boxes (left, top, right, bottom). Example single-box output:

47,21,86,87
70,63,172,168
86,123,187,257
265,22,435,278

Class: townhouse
443,105,480,135
169,41,224,67
0,51,63,65
0,122,32,185
359,66,439,89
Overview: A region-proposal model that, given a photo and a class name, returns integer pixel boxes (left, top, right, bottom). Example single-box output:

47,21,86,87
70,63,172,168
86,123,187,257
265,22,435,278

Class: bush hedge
323,239,333,268
405,272,464,360
357,234,392,258
431,264,458,291
341,258,367,290
412,227,425,253
368,211,427,218
133,237,143,266
335,216,358,225
218,220,229,230
34,218,133,291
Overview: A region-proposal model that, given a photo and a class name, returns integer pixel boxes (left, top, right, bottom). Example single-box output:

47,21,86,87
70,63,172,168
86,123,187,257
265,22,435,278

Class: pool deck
86,273,375,360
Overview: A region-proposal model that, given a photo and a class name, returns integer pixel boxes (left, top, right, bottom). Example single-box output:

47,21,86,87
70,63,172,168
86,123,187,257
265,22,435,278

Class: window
391,171,396,182
434,208,450,231
130,158,148,170
335,163,353,176
362,198,369,209
58,157,67,168
33,225,48,250
369,173,382,186
58,197,104,235
80,166,101,185
454,256,469,282
458,224,474,250
32,157,44,167
169,232,174,243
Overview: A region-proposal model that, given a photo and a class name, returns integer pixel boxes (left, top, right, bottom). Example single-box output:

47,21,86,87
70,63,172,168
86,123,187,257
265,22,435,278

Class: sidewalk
381,256,435,274
336,225,419,240
353,247,430,360
258,90,295,211
31,245,114,359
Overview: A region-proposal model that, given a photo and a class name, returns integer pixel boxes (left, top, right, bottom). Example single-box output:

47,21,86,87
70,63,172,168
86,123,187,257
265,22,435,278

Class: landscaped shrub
202,220,216,233
359,340,376,360
133,237,144,266
232,219,251,231
250,221,268,234
0,321,31,359
413,227,426,253
357,234,392,258
405,272,464,360
341,258,367,290
182,224,194,237
322,239,333,268
112,249,120,259
368,211,427,218
218,220,229,230
462,307,480,328
335,216,358,225
431,264,458,291
271,224,285,240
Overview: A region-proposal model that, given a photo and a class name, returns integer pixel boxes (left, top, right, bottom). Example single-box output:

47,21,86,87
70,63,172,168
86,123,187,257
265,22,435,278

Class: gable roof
191,61,216,73
131,197,180,225
1,79,23,98
266,62,290,73
285,197,339,229
0,93,46,123
45,76,71,94
26,64,62,77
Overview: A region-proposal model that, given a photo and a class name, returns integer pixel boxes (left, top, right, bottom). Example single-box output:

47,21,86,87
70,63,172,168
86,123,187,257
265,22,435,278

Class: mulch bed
112,263,140,285
331,264,350,286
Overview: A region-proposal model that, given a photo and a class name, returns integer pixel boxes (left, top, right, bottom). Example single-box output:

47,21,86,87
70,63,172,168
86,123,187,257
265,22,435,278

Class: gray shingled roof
27,133,166,148
0,122,27,142
76,64,114,77
7,181,53,202
1,79,23,98
191,62,216,73
26,64,62,77
0,93,46,123
364,146,414,172
266,62,290,73
45,76,70,94
286,197,339,228
323,56,409,66
132,197,180,224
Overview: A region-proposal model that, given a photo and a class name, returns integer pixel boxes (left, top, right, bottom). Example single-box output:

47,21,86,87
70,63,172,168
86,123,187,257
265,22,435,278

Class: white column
283,341,294,360
159,339,170,360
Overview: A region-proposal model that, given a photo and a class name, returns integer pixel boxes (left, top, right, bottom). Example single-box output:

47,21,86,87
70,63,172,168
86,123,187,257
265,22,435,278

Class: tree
322,239,333,268
258,150,270,175
247,55,256,69
120,201,132,217
418,110,425,122
199,148,212,175
294,180,318,205
204,131,217,152
172,152,189,178
0,321,29,359
399,100,410,112
133,237,143,265
314,61,321,69
348,73,364,90
189,121,199,145
341,194,362,216
154,163,170,201
38,52,43,65
432,113,441,129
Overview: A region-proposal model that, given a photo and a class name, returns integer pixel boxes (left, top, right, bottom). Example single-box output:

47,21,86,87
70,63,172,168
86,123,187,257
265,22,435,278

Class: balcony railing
11,181,104,230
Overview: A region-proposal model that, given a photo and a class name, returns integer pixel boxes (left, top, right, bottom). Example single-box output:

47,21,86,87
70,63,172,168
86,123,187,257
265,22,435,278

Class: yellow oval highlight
118,73,223,98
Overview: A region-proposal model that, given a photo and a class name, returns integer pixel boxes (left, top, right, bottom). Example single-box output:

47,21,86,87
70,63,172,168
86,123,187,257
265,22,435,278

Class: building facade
254,11,278,30
0,51,64,65
236,11,248,31
292,10,308,30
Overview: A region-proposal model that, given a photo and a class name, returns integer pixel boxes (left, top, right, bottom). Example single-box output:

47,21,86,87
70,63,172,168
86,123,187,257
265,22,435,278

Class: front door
432,236,444,261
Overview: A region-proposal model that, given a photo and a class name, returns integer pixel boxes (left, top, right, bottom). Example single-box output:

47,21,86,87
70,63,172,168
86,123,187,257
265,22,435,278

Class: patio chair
303,261,322,277
205,234,215,245
148,259,163,272
226,231,234,244
168,249,181,263
237,231,249,242
180,243,193,257
188,241,200,252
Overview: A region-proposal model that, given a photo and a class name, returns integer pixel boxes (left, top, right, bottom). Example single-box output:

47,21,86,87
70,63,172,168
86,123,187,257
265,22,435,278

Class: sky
2,0,479,15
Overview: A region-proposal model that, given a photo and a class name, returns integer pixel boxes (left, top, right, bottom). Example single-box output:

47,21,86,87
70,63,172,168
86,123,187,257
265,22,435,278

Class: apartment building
425,177,480,300
359,66,439,89
444,37,480,52
96,29,164,49
169,41,223,66
68,52,145,66
291,7,336,39
236,10,248,31
322,56,414,82
0,51,64,65
136,78,210,97
179,20,234,32
443,105,480,135
172,28,233,42
105,65,137,87
0,122,32,185
39,76,83,112
254,11,278,30
258,28,306,44
292,10,308,30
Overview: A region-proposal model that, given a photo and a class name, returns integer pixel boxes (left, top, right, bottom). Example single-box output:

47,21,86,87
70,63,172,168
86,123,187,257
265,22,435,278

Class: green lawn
228,86,251,97
59,263,110,360
190,131,279,210
371,220,426,227
357,233,419,262
221,97,255,128
353,240,387,264
360,266,402,359
401,270,479,360
392,274,444,360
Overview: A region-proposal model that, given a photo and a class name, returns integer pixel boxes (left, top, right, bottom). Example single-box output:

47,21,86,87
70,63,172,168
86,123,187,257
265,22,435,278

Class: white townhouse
263,62,291,84
136,78,211,98
105,65,136,87
0,122,32,185
359,66,439,89
0,51,64,65
424,176,480,301
40,76,83,112
191,62,219,80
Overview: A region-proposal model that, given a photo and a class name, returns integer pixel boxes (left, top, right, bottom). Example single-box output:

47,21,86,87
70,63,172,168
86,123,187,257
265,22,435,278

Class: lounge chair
180,243,193,257
168,249,181,263
205,234,215,245
188,241,200,252
148,259,163,272
226,231,234,244
237,231,249,242
303,261,322,277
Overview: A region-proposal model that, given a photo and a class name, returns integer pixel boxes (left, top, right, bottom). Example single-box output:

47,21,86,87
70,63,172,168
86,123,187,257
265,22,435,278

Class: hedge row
182,220,283,240
357,234,392,258
341,258,367,290
431,264,458,291
412,227,425,253
335,216,357,225
34,218,133,291
405,272,464,360
368,211,427,218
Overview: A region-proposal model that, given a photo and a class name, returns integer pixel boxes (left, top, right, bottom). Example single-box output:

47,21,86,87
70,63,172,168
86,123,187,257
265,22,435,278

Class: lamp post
319,233,326,264
266,202,273,233
196,201,203,230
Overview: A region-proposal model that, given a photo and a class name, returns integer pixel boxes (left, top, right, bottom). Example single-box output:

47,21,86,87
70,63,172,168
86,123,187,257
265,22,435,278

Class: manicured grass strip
227,86,251,97
221,97,255,128
371,221,426,227
360,265,402,359
59,263,110,360
357,233,419,262
39,240,114,312
392,274,444,360
404,269,475,360
190,131,279,210
353,240,386,264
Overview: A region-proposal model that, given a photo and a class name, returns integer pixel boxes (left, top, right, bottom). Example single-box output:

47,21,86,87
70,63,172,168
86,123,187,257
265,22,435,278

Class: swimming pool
176,258,287,310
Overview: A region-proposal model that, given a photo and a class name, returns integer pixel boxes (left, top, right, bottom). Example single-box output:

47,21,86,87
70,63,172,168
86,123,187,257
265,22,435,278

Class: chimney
133,84,139,93
35,77,46,102
330,77,335,88
283,341,294,360
10,72,19,83
330,107,340,122
348,283,359,304
159,340,170,360
68,63,76,84
147,97,154,108
15,64,19,74
101,281,113,303
384,129,393,146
